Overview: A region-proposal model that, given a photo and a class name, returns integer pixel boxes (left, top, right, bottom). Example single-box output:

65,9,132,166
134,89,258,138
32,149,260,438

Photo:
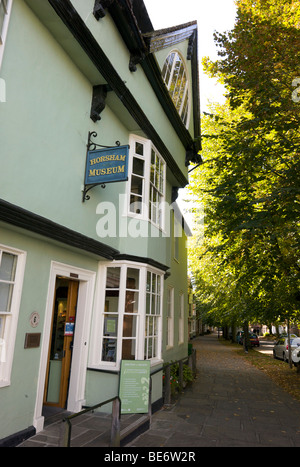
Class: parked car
236,331,259,347
292,347,300,365
249,333,260,347
273,337,300,361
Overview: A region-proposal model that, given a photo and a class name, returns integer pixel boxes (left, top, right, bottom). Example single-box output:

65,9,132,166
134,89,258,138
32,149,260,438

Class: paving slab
129,334,300,448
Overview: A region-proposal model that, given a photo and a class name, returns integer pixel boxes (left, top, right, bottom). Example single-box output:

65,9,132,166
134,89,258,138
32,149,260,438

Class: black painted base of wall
0,426,36,447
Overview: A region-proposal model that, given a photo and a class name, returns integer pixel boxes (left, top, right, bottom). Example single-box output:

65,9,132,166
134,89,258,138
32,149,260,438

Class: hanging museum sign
82,132,130,201
85,145,129,186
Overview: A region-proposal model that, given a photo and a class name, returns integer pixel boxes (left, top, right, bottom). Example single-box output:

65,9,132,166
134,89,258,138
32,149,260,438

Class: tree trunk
243,321,249,353
287,319,292,369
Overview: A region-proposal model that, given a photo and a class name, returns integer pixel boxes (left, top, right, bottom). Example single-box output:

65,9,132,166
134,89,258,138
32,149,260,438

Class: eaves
43,0,190,187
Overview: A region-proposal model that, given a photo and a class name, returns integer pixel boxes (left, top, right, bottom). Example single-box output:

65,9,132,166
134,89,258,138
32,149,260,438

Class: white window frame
162,49,191,128
127,135,166,230
89,261,164,371
0,0,13,71
0,243,26,388
166,286,174,349
178,292,184,345
145,270,162,361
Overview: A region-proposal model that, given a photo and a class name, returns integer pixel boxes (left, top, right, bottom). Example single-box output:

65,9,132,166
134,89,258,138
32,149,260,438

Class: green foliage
189,0,300,329
163,363,194,396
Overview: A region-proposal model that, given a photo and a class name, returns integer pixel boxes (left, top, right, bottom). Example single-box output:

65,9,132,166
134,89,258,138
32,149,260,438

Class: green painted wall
0,224,98,440
0,0,186,269
0,0,191,440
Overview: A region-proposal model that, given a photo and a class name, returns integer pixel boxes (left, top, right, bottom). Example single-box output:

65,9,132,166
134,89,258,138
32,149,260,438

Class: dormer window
162,51,190,127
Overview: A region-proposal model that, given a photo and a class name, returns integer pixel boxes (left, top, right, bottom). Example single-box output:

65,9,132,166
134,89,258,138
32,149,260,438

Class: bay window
0,245,26,386
92,262,163,370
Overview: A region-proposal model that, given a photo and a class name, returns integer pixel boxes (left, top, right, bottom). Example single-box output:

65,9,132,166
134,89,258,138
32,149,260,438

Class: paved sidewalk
18,333,300,447
129,334,300,447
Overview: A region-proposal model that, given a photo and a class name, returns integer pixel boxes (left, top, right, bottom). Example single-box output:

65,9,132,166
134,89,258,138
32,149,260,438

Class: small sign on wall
24,333,41,349
64,322,74,336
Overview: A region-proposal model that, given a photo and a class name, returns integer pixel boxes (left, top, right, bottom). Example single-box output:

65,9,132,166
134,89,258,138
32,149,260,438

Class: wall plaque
24,333,41,349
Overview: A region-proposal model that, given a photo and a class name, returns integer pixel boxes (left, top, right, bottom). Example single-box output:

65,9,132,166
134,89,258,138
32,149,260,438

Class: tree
188,0,300,333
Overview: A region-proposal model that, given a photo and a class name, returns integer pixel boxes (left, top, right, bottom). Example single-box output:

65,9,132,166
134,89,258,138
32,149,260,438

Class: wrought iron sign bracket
82,131,121,202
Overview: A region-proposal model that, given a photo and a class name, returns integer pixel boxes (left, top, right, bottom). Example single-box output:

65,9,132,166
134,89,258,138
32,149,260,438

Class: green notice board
119,360,150,414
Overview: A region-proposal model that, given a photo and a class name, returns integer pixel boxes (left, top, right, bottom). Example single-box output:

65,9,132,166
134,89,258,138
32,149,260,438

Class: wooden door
59,280,79,408
44,279,79,408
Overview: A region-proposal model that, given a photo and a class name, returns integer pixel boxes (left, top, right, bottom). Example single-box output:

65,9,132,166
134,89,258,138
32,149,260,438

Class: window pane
125,291,139,313
122,339,135,360
0,282,13,312
156,294,160,315
151,294,156,315
0,252,17,282
106,268,120,288
132,158,144,176
104,292,119,314
157,276,161,294
102,338,117,362
148,316,153,335
152,273,156,294
146,271,151,292
126,268,139,290
135,142,144,156
159,164,165,193
131,175,143,196
146,293,151,315
103,314,118,337
162,52,175,85
150,150,155,183
130,195,143,214
123,314,137,337
147,338,153,359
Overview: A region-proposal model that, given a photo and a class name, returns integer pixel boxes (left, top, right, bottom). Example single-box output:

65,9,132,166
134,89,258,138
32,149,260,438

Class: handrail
63,396,121,447
64,350,196,446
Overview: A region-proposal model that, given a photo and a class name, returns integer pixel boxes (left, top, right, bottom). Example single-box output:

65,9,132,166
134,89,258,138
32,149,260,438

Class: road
255,339,274,356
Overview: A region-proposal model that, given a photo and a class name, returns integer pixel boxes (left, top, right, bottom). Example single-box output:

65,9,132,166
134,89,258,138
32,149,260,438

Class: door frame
33,261,96,433
43,278,79,409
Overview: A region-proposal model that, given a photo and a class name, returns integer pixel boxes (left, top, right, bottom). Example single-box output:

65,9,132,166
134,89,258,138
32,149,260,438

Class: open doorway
43,278,79,410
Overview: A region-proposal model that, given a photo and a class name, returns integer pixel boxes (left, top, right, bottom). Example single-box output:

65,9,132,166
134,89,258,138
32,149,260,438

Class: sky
143,0,237,112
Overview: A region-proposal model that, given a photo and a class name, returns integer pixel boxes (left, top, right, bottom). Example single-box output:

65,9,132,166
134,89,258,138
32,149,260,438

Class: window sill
88,366,120,374
124,212,166,235
88,358,163,374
